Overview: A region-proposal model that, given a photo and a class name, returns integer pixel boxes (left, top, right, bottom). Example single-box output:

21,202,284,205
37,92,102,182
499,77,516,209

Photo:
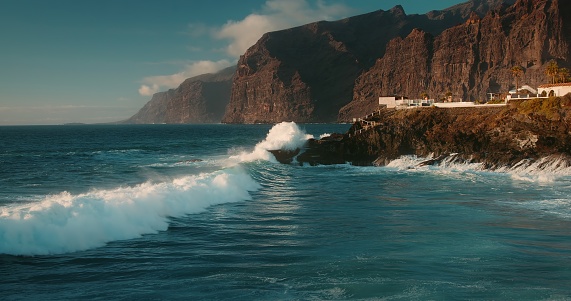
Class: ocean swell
0,167,260,256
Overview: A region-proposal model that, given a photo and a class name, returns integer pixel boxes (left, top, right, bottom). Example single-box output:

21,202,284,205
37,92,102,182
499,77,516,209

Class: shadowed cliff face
340,0,571,121
124,66,235,124
222,2,508,124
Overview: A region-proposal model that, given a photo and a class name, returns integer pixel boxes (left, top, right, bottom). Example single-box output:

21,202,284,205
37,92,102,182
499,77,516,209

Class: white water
386,154,571,183
229,122,313,163
0,122,313,256
0,168,260,255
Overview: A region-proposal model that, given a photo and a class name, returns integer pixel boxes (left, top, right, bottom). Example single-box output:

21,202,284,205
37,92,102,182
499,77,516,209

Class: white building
378,96,399,108
537,83,571,97
379,96,434,109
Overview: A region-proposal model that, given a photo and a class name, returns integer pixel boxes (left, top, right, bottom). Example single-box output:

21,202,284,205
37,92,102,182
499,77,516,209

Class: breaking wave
0,122,315,256
0,167,260,256
228,122,313,163
386,154,571,183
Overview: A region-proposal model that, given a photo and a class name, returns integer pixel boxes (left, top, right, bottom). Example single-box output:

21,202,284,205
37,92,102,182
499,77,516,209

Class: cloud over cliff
138,0,353,96
138,60,231,96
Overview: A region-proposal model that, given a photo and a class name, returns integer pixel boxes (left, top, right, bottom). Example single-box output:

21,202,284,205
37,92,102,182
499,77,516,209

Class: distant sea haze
2,123,571,299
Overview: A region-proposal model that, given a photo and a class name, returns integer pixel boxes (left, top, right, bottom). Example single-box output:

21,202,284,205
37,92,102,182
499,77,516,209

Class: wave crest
230,122,312,163
0,167,260,256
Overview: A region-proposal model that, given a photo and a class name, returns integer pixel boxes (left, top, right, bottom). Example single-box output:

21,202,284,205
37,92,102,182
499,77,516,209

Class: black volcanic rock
294,96,571,169
124,66,235,124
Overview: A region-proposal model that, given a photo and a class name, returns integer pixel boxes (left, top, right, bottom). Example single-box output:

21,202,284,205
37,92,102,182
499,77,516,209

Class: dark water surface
1,124,571,300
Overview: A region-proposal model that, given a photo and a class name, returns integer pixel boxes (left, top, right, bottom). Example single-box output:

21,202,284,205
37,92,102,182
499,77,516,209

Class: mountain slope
221,0,528,123
123,66,235,124
339,0,570,121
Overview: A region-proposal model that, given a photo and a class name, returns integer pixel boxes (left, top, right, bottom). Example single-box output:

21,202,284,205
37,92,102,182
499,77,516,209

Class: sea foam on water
0,122,313,256
0,167,260,256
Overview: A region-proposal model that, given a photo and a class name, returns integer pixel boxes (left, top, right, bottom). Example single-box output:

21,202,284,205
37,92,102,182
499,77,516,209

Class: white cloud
216,0,354,57
138,59,232,96
138,84,160,96
138,0,353,96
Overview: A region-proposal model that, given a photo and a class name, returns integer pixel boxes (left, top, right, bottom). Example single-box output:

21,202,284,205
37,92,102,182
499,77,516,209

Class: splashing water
0,122,312,256
229,122,313,163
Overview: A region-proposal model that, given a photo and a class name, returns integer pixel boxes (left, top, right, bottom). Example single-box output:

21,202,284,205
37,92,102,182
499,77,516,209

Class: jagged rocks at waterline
284,98,571,169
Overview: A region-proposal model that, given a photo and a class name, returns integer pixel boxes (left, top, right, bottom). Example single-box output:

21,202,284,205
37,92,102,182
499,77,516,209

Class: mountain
340,0,571,121
123,66,235,124
222,0,570,123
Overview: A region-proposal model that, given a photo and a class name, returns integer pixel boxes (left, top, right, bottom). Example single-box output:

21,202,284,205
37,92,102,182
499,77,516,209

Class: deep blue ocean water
1,123,571,300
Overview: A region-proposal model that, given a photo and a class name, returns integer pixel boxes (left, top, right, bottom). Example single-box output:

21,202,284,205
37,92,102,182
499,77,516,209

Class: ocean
1,123,571,300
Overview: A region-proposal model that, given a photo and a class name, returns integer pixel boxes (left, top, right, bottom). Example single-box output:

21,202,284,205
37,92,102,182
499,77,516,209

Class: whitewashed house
537,83,571,97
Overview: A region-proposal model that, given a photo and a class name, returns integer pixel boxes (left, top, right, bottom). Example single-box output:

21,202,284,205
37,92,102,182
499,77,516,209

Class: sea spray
229,122,313,163
0,167,260,256
385,154,571,183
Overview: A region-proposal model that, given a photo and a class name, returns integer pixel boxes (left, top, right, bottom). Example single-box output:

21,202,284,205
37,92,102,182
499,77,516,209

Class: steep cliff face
124,66,235,124
340,0,571,121
222,2,498,124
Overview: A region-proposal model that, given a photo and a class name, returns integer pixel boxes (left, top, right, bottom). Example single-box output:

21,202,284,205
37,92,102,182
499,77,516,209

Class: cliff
222,0,514,124
340,0,571,121
289,96,571,169
124,66,235,124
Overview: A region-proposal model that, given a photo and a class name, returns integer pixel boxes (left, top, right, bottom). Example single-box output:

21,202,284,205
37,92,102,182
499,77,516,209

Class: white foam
385,154,571,183
0,167,260,256
498,155,571,183
229,122,313,163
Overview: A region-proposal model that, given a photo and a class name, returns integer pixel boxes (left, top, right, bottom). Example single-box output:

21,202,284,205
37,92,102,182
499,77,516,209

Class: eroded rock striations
127,0,570,124
222,1,515,124
290,96,571,169
340,0,571,121
124,66,235,124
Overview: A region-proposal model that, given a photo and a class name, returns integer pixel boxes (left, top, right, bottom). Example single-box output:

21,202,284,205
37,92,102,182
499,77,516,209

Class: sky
0,0,465,125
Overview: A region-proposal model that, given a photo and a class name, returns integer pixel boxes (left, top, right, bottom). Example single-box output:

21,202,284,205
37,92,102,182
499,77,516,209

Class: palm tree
558,67,570,83
445,91,453,102
545,60,559,84
511,66,523,91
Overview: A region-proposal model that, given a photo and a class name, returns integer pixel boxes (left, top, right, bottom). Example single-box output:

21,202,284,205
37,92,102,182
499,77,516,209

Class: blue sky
0,0,464,125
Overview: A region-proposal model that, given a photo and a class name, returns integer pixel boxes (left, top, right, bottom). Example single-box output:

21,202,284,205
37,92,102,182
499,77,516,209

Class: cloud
137,0,353,96
186,23,213,38
216,0,354,57
138,59,232,96
138,84,160,96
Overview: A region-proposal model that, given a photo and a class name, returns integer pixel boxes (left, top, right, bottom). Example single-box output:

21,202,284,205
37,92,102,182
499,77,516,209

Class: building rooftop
538,82,571,88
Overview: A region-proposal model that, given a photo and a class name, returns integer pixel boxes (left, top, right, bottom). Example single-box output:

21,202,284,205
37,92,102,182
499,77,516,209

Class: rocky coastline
271,96,571,170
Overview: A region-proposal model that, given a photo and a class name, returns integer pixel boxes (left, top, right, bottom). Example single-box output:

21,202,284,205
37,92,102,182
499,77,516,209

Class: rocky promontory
280,96,571,169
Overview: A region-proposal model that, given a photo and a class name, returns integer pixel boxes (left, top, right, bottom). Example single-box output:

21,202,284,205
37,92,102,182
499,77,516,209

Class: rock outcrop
340,0,571,121
124,66,235,124
222,1,513,124
288,96,571,169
